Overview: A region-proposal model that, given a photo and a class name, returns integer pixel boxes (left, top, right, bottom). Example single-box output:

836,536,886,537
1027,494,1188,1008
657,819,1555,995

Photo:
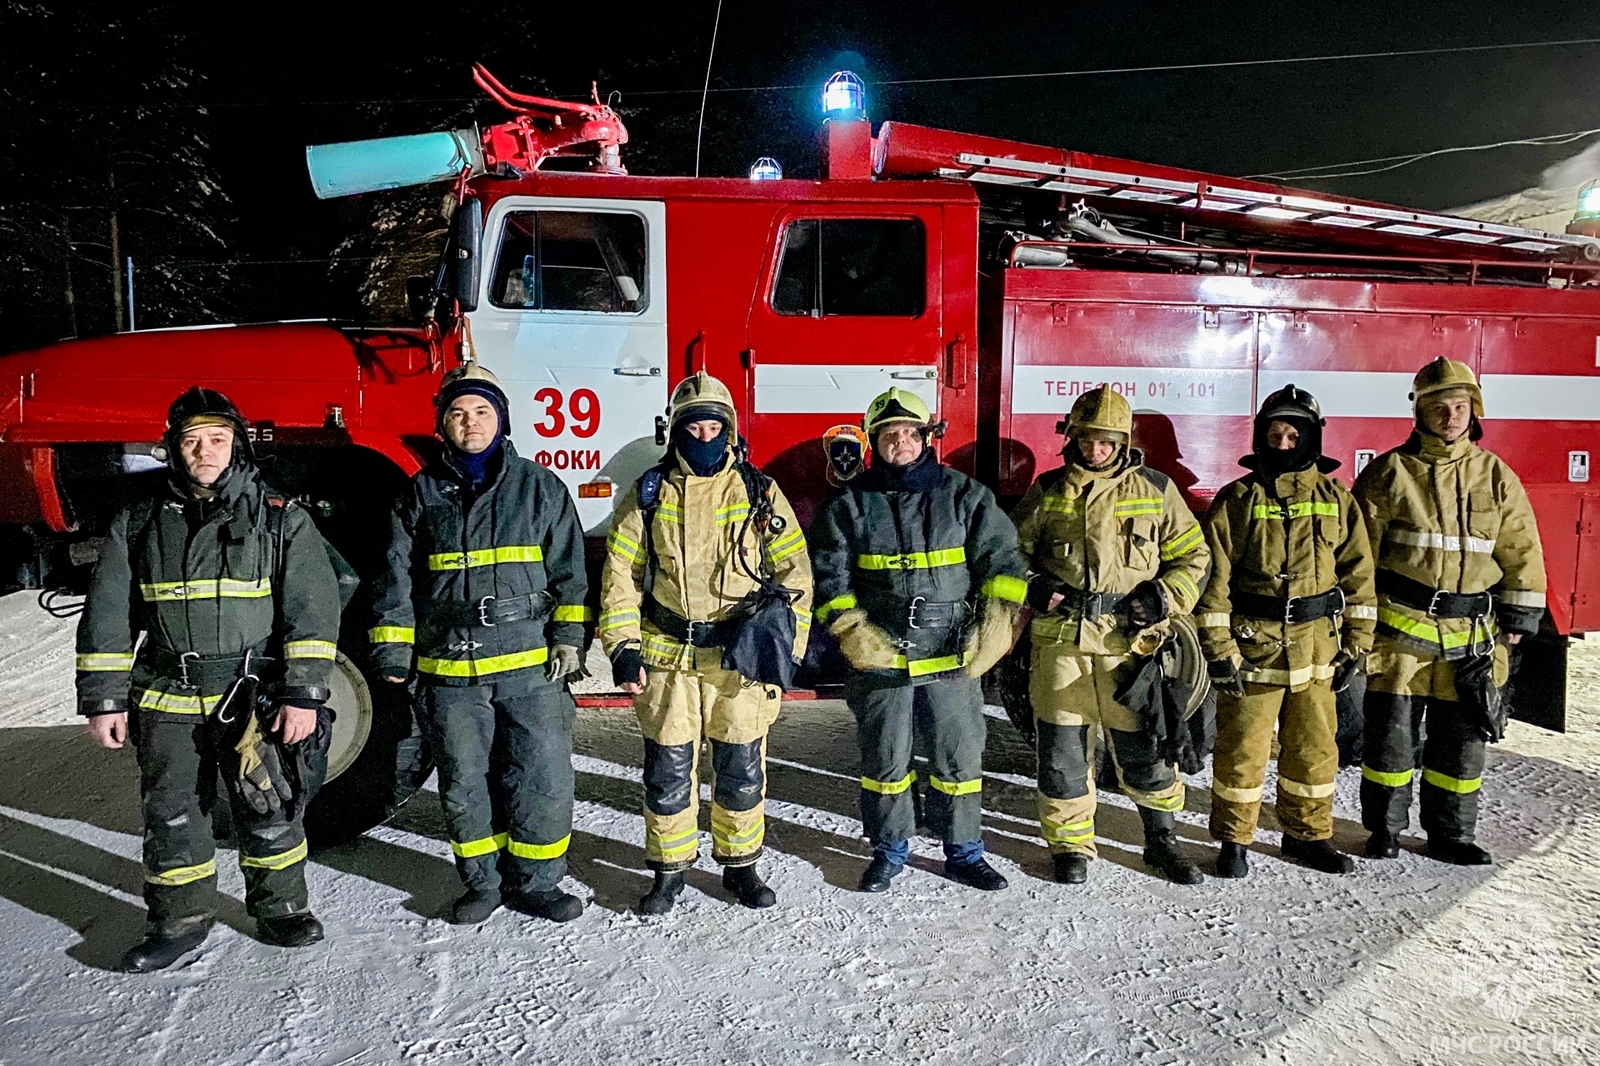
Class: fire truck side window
490,210,648,313
772,218,925,317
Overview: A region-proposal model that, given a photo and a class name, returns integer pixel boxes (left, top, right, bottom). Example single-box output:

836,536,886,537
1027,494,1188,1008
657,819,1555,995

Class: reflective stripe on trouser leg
848,679,917,847
1035,720,1096,856
914,678,986,846
710,738,766,866
1273,680,1339,841
493,683,578,894
1360,643,1431,836
1208,684,1282,845
137,710,219,925
224,710,329,918
418,684,503,892
1419,693,1487,845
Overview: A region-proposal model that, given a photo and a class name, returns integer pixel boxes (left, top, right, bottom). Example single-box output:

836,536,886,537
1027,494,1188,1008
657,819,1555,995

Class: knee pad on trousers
1362,690,1420,772
710,738,765,813
1107,728,1173,793
1036,721,1091,801
643,740,695,816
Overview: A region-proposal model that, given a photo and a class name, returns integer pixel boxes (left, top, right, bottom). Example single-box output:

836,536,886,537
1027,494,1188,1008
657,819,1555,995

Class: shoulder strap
635,461,672,600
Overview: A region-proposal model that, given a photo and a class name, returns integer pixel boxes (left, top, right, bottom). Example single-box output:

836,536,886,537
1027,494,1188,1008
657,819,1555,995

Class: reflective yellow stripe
1139,793,1186,812
368,626,415,645
138,690,224,715
715,504,752,526
598,608,640,632
1196,613,1232,629
608,530,645,565
892,653,965,678
1211,782,1264,804
1251,501,1341,520
552,605,593,623
861,771,916,795
1362,765,1413,787
1160,524,1204,560
1243,662,1334,687
1041,496,1079,515
856,547,967,571
506,834,571,860
285,639,338,661
1113,497,1165,517
815,593,858,624
1422,768,1482,794
76,652,134,672
712,824,765,850
1278,777,1336,799
427,545,543,570
1387,529,1495,554
980,574,1029,604
1377,607,1497,650
417,647,549,678
928,776,982,796
145,859,217,887
451,833,508,859
1168,571,1199,607
240,839,308,871
767,528,808,562
1345,604,1378,621
656,502,683,524
1498,589,1546,608
652,829,701,860
140,578,272,601
1040,818,1095,844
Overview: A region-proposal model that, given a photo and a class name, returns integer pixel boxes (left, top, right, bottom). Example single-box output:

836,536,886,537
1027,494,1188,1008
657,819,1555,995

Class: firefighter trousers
418,680,576,896
847,673,986,849
1030,645,1186,856
634,651,782,872
135,703,329,930
1361,639,1508,845
1210,679,1338,844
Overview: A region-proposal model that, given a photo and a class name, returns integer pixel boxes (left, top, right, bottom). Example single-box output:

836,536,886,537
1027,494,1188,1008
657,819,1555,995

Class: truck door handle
891,369,937,381
613,366,662,376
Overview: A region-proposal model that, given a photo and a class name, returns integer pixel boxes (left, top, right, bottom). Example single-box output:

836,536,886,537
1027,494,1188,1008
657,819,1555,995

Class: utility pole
125,257,135,332
108,166,124,333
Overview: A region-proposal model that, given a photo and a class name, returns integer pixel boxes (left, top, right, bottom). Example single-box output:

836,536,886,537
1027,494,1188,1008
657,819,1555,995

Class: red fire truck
4,66,1597,840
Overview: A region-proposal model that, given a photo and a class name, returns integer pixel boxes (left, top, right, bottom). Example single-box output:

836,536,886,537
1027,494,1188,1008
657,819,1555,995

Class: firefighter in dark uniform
1196,385,1376,878
1354,358,1545,865
810,388,1028,894
79,388,340,972
370,363,591,924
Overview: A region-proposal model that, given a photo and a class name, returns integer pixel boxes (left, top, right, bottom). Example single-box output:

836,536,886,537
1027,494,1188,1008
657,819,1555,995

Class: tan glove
546,644,588,682
235,712,294,815
963,597,1023,678
829,609,903,671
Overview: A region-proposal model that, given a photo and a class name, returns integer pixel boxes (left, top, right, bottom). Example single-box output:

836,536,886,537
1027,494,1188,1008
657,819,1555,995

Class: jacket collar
858,449,947,493
437,438,518,490
1407,430,1477,465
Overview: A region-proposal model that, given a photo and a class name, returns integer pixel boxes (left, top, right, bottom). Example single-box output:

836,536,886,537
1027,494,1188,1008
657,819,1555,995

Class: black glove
1025,574,1059,613
1208,659,1247,697
1121,580,1168,629
1330,651,1364,694
1455,651,1506,743
611,645,646,688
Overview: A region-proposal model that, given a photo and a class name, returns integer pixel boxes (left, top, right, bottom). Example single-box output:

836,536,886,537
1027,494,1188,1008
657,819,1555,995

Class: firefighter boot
723,864,777,909
1365,830,1401,858
449,888,501,925
859,854,904,893
1281,835,1355,875
509,889,585,923
1426,839,1493,866
1052,853,1089,885
1139,808,1204,885
638,871,686,915
118,918,212,973
1214,842,1249,879
258,913,325,948
945,857,1009,891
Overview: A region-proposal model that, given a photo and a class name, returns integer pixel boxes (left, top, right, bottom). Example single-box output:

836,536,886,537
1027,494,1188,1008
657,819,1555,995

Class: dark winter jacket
370,441,589,688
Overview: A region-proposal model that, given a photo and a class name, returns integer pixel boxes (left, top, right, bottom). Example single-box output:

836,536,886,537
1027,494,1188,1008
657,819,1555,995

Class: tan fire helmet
1410,356,1484,418
1058,384,1133,443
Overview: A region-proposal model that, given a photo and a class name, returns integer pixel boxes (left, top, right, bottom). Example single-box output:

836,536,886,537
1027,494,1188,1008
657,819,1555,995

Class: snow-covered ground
0,591,1596,1065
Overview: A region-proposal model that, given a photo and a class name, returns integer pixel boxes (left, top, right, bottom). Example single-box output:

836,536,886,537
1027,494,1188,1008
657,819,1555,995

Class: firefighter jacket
1352,432,1546,657
600,450,813,669
370,441,590,686
1195,463,1377,690
809,451,1027,683
76,467,340,716
1011,450,1209,655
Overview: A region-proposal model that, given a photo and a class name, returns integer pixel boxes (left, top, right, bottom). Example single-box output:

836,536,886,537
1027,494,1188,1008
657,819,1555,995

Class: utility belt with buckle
1232,588,1345,625
426,591,554,628
645,596,752,648
906,597,970,630
145,647,275,691
1376,570,1494,619
1051,584,1125,621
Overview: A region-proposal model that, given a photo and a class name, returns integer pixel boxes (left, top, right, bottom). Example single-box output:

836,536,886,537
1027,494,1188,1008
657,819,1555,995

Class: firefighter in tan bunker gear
1010,385,1211,886
1355,358,1545,866
601,373,813,914
1197,386,1376,879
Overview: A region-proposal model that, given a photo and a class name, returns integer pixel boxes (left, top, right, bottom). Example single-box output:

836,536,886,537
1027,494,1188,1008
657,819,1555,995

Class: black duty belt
645,596,749,648
908,597,969,630
1232,588,1345,625
427,591,554,628
1052,585,1124,621
144,648,273,690
1376,570,1493,618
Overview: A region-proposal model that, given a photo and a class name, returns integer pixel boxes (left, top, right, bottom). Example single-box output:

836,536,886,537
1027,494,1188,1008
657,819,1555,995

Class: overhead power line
1248,127,1600,182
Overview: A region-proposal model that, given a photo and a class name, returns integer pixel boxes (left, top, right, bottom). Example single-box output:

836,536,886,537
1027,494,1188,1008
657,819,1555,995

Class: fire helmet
436,362,511,437
1253,383,1324,468
1410,357,1484,418
668,371,738,435
863,387,934,439
1058,385,1132,443
163,387,254,477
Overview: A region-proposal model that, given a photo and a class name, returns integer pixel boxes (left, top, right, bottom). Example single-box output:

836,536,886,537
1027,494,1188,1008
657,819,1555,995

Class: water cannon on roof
304,64,629,200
